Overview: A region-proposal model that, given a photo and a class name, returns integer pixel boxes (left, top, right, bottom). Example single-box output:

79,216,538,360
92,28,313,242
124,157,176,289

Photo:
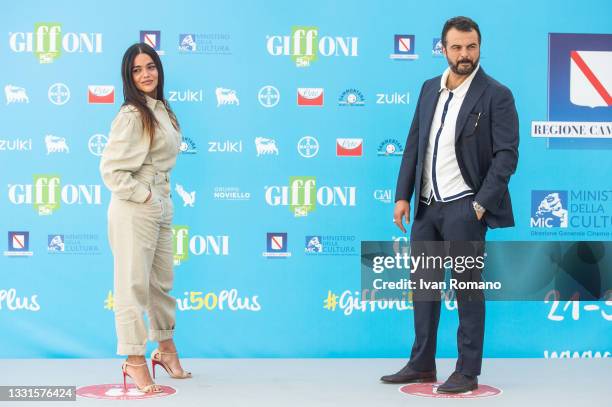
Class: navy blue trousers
408,196,487,377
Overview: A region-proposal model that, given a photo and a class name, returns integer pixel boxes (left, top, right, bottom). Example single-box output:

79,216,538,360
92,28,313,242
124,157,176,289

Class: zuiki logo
172,226,229,265
48,83,70,105
87,85,114,104
175,184,196,207
213,186,251,201
168,89,203,103
390,34,419,60
9,23,103,64
266,26,359,67
180,137,197,155
336,138,363,157
297,88,324,106
208,140,243,153
432,37,443,56
265,177,357,217
88,134,107,156
376,92,410,105
44,135,69,154
47,233,100,255
215,88,239,106
140,30,164,54
258,85,280,108
0,138,32,152
7,175,102,215
178,33,232,55
304,235,357,256
531,191,569,228
377,139,404,156
4,231,33,257
338,89,365,106
374,189,392,203
255,137,279,156
297,136,319,158
4,85,29,104
0,289,40,312
263,232,291,258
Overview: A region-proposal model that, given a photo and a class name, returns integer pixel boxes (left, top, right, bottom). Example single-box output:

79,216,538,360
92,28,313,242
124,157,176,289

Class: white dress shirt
421,65,480,204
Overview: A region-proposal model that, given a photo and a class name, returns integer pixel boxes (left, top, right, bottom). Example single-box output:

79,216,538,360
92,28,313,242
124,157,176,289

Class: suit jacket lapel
419,81,441,156
455,68,489,143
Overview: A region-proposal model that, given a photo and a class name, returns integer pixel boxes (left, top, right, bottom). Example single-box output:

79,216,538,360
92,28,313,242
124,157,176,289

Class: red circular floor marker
399,382,502,398
76,384,177,400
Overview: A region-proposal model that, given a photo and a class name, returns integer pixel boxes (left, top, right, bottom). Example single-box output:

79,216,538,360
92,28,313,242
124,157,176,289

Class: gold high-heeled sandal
122,361,163,393
151,349,192,379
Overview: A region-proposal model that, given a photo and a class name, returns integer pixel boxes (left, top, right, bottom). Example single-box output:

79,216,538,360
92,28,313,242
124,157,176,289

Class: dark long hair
120,43,179,139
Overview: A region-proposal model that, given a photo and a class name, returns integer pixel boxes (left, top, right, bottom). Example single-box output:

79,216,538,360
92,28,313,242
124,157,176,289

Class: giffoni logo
7,174,102,216
173,225,190,264
266,26,358,67
9,22,103,64
289,176,316,215
172,225,230,265
33,174,60,215
33,23,61,63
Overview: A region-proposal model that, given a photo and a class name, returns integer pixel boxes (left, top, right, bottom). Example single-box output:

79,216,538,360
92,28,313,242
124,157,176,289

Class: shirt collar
439,64,480,97
144,94,161,110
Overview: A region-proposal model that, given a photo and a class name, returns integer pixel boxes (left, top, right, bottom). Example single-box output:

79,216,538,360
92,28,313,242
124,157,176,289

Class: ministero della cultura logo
8,23,103,64
7,175,102,216
266,26,358,67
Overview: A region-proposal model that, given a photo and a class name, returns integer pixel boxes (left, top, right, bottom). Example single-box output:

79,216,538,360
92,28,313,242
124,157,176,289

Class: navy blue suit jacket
395,67,519,229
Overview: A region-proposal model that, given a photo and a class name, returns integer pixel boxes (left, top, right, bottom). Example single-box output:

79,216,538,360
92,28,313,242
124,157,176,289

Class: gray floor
0,358,610,406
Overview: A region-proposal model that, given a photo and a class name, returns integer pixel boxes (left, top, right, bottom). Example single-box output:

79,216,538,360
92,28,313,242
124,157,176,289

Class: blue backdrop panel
0,0,611,358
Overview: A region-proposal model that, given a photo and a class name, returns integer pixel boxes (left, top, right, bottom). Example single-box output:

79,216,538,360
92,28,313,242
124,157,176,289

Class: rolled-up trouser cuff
117,343,147,356
149,328,174,342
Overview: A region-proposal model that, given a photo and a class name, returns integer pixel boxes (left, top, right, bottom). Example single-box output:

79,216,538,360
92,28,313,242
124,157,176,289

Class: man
381,16,519,393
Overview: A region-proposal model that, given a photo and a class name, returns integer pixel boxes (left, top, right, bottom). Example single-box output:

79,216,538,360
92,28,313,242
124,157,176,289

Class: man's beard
448,57,479,75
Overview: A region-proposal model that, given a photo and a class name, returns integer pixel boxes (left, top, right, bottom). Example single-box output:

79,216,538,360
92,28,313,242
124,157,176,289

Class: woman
100,43,191,393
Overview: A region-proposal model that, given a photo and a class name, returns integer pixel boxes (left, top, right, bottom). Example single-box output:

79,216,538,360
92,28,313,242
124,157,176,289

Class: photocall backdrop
1,0,611,359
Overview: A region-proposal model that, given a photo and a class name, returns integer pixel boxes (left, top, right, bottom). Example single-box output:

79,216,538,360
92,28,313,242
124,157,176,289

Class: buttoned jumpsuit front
100,95,180,355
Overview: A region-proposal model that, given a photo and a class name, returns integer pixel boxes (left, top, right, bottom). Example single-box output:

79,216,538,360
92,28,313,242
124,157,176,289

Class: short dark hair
441,16,481,47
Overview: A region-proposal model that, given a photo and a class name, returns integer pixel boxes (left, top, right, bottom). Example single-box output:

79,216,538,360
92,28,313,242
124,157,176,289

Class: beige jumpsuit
100,95,181,355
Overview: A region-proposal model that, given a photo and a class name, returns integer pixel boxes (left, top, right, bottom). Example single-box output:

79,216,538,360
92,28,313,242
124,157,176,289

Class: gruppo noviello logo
264,177,356,217
172,225,229,265
530,190,612,237
9,23,103,64
7,175,101,215
531,33,612,149
266,27,358,67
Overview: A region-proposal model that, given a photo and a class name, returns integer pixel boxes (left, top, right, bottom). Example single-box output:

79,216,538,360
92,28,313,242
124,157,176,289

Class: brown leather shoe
436,371,478,393
380,364,436,384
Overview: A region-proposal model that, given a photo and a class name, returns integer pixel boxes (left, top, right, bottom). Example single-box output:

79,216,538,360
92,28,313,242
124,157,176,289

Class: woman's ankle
126,355,146,364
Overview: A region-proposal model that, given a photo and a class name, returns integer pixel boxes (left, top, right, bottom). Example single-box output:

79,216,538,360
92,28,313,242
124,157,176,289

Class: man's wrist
472,200,486,215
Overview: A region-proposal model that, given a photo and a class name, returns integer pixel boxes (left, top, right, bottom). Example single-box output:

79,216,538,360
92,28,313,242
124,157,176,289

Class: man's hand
393,200,410,233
